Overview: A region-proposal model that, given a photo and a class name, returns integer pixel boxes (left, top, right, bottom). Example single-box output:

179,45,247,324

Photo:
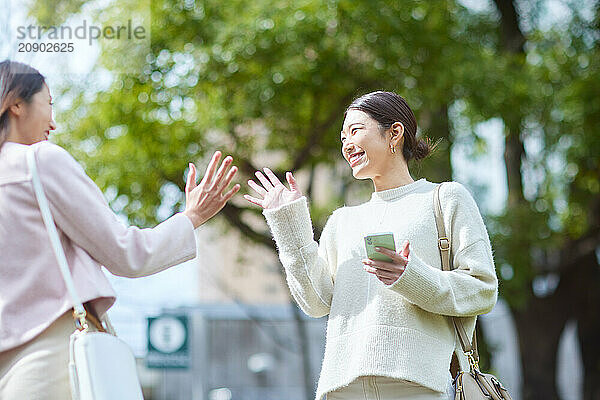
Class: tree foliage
36,0,487,229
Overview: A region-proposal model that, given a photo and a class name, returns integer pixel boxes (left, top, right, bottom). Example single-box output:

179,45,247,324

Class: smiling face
10,83,56,145
340,109,396,180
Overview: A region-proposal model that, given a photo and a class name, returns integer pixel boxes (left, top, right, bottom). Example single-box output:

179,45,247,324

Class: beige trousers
327,376,448,400
0,311,76,400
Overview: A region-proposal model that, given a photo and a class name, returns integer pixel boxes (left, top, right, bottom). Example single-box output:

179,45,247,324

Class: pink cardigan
0,141,197,351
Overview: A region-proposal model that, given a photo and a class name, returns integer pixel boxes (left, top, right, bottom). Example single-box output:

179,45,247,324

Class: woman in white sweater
245,91,498,400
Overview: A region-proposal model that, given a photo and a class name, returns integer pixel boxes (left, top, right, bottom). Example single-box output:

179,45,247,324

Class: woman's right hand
244,168,303,209
183,151,240,228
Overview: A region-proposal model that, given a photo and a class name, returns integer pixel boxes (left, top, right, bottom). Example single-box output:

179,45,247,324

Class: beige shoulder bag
433,184,513,400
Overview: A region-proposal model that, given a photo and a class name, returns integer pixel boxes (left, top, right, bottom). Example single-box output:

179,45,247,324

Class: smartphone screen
364,233,396,262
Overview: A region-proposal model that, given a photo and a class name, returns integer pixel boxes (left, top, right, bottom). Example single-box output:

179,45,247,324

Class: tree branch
220,202,275,249
562,228,600,264
493,0,528,207
492,0,526,53
291,91,357,172
504,129,526,207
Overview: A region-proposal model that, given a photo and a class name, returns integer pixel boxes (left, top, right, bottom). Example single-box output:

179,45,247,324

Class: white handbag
27,147,144,400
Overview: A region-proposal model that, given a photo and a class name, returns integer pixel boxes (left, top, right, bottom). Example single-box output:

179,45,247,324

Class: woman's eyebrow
348,122,365,129
342,122,365,131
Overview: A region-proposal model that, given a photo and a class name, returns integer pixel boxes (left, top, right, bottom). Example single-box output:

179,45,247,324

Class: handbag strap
433,184,479,365
26,147,88,330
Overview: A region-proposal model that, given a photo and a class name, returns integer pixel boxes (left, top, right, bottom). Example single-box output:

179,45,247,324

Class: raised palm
244,168,303,209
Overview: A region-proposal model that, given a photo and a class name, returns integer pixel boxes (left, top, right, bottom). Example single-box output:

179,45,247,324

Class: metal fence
145,303,327,400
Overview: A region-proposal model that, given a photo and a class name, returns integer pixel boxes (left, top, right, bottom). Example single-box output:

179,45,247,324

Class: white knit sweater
263,179,498,400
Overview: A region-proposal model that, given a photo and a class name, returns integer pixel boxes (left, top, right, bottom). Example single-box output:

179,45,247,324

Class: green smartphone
364,232,396,262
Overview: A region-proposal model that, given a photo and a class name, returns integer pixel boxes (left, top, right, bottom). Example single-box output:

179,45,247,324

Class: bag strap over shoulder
26,146,89,330
433,184,479,364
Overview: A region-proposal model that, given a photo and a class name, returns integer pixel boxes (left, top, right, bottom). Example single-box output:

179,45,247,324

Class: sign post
146,314,190,369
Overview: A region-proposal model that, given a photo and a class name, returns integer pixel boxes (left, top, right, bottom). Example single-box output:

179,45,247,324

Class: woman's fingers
362,259,403,273
186,163,197,194
214,164,237,194
208,156,233,191
255,171,274,191
363,246,406,283
222,183,241,202
247,179,267,197
375,269,398,280
286,172,299,192
200,151,222,186
244,194,264,207
373,246,407,264
263,167,283,187
363,264,398,280
214,165,239,201
364,264,402,286
402,240,410,258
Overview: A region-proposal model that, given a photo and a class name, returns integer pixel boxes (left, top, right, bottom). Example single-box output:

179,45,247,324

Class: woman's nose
49,119,57,130
343,142,355,155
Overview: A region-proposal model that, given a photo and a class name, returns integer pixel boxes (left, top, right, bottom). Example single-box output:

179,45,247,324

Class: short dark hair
346,91,431,162
0,60,46,150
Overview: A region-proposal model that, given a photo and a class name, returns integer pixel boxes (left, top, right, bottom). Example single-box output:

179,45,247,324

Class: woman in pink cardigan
0,60,240,399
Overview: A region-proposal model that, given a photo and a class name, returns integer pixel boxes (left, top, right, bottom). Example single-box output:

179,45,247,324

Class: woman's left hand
362,240,410,285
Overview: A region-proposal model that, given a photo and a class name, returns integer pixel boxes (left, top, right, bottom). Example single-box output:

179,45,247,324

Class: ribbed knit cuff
388,252,440,305
263,197,314,252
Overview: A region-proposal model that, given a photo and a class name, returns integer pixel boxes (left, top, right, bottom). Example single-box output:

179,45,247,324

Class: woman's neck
371,161,414,191
5,121,23,144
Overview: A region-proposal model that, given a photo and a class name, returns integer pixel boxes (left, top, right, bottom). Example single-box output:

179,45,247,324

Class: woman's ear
389,122,404,148
8,101,25,117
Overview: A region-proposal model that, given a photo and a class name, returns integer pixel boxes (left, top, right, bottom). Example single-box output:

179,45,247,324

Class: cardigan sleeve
389,182,498,317
34,142,197,278
263,196,336,318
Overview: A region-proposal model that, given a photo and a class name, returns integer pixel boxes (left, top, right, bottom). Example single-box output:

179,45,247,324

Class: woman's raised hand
244,168,302,209
183,151,240,228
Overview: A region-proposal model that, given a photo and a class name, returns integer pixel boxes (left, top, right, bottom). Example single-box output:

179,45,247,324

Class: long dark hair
0,60,46,150
346,91,431,162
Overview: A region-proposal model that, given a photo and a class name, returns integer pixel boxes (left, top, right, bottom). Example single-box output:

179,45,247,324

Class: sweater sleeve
389,182,498,317
263,196,336,318
35,142,197,278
